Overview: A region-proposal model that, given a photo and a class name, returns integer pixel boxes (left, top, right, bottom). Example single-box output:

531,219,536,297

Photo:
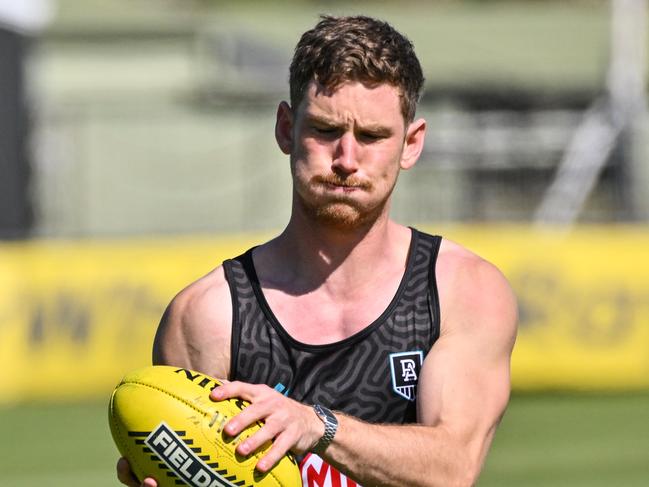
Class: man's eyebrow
305,113,392,135
304,113,342,126
357,123,392,136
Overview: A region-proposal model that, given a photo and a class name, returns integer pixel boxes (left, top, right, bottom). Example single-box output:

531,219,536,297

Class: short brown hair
289,15,425,122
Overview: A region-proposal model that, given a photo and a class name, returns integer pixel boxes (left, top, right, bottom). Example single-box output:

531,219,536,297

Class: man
118,15,517,487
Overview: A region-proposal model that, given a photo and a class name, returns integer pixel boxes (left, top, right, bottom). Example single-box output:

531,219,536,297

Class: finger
255,431,296,473
116,457,140,487
224,400,273,437
116,457,159,487
236,419,280,456
210,380,239,401
210,381,256,402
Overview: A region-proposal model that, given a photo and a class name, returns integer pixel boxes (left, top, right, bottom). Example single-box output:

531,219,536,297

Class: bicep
417,264,517,461
417,333,512,432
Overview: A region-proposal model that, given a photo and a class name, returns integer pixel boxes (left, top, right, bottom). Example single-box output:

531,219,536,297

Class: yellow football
108,365,301,486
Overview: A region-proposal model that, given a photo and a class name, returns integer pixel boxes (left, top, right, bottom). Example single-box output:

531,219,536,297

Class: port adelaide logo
389,351,423,401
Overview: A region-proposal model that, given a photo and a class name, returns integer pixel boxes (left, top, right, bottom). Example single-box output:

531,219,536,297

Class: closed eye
311,125,341,138
358,131,387,143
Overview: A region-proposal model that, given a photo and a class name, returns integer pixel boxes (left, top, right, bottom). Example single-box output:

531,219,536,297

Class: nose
331,132,359,175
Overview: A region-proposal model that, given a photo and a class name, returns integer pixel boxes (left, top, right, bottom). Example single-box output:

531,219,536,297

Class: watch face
315,405,337,424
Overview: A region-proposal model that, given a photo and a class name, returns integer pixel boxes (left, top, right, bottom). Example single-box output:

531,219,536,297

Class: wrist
311,404,338,454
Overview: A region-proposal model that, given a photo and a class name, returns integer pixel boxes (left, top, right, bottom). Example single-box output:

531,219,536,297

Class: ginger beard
291,162,400,231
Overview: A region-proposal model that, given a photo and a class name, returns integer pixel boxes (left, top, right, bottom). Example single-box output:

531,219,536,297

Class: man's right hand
116,457,158,487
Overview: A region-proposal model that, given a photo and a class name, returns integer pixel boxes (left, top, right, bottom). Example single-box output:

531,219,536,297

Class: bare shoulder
436,238,517,348
152,265,233,379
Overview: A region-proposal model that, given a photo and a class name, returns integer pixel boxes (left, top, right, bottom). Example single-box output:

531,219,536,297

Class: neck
256,204,410,296
285,209,388,265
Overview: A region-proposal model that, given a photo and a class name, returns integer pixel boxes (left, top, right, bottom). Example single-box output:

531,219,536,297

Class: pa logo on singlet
389,350,423,401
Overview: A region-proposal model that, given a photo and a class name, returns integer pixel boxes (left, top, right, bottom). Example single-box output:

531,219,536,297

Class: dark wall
0,27,32,238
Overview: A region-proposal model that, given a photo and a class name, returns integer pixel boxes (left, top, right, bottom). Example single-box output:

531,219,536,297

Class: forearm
322,413,481,487
210,382,497,486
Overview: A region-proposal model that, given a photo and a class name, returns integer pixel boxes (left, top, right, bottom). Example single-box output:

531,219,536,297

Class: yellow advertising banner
0,226,647,403
438,225,649,391
0,234,266,404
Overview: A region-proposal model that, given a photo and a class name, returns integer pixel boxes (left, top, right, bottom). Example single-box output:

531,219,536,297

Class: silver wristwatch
312,404,338,453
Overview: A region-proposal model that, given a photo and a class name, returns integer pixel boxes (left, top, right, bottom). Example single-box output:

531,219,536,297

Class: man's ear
400,118,426,170
275,101,294,155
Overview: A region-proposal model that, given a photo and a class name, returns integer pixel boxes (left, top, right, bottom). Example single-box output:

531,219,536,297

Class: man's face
282,81,419,230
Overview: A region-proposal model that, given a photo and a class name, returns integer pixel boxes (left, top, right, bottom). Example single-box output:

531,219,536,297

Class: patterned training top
222,228,442,424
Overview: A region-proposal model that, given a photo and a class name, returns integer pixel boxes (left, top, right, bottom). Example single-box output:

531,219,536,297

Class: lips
312,175,371,191
324,182,361,192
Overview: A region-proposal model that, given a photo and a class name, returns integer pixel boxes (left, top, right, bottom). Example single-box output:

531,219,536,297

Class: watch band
312,404,338,454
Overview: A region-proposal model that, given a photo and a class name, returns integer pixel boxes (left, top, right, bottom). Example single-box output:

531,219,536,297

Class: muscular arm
323,254,517,486
152,265,233,379
215,246,517,487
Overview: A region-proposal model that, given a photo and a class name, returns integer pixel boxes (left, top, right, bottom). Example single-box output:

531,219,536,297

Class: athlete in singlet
118,15,517,487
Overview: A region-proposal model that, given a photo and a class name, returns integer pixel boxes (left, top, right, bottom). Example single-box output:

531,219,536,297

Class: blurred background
0,0,648,485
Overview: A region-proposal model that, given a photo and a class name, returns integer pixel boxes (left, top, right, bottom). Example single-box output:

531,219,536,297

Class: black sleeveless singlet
222,228,441,425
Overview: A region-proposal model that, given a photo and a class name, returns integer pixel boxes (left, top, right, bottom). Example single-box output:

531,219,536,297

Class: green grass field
1,393,647,486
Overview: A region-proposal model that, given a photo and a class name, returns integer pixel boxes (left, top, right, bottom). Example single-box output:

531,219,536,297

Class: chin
309,201,384,231
295,185,390,231
315,206,363,229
